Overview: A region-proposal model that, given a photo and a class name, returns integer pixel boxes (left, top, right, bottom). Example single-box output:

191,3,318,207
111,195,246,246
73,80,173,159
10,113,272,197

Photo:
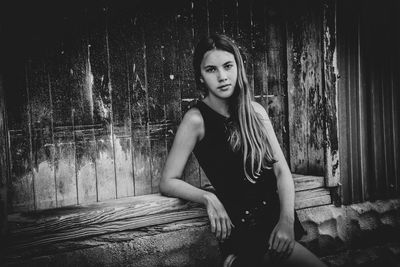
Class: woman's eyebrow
204,61,234,68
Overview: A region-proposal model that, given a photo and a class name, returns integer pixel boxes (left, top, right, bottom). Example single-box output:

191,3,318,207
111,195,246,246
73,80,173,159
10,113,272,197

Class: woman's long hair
193,34,277,183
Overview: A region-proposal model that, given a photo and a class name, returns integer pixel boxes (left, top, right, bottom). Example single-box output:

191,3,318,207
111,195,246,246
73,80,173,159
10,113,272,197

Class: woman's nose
218,70,228,81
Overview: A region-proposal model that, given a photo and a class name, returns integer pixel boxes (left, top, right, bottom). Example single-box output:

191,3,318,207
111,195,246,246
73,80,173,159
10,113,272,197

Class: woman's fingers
220,217,227,240
205,194,234,241
278,240,290,259
215,216,222,239
285,240,295,259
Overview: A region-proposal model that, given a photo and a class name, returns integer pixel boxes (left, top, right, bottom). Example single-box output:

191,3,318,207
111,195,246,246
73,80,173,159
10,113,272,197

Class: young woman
160,34,327,267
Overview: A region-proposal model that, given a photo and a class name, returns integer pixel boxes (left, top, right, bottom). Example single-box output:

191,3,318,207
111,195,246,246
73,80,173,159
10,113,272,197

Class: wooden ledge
7,194,207,253
6,174,331,258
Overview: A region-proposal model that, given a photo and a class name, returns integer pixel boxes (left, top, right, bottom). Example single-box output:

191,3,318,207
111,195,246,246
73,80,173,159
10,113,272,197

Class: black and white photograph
0,0,399,266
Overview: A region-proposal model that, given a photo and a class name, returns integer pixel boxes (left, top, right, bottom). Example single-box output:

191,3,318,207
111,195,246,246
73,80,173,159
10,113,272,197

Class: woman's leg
263,241,328,267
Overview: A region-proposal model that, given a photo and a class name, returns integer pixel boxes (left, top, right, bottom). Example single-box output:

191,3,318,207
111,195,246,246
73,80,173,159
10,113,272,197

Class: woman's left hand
268,218,295,260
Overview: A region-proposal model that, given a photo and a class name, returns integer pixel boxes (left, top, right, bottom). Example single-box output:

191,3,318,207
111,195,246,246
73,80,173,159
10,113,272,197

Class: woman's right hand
203,192,234,241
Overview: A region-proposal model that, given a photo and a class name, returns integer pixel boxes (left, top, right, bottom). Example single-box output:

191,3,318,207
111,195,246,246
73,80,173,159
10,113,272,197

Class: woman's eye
205,67,216,73
224,64,233,70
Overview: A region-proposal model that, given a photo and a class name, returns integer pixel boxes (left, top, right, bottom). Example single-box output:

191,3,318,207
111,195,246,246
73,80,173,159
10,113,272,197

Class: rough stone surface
297,198,400,258
6,199,400,266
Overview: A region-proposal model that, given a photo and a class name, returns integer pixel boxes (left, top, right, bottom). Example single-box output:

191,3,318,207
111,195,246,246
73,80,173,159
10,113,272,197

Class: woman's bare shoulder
179,107,205,140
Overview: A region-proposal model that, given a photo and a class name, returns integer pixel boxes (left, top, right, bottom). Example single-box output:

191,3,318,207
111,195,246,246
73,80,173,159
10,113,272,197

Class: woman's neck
203,96,230,118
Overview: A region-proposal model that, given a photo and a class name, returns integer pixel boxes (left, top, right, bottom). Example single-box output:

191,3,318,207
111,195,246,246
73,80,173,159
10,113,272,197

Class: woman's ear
200,78,204,83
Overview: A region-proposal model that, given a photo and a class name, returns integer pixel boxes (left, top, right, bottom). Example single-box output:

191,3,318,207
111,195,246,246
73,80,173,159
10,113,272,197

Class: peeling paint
85,45,95,119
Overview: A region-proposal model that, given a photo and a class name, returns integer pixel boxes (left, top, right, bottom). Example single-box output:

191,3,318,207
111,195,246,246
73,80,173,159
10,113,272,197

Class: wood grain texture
287,0,324,175
208,0,224,34
0,73,8,235
265,2,290,160
295,188,331,210
236,0,254,94
3,0,343,213
27,60,57,210
87,5,117,201
126,11,152,196
107,4,135,198
7,63,35,212
322,0,340,188
142,7,169,194
47,46,78,207
7,194,207,252
7,174,329,252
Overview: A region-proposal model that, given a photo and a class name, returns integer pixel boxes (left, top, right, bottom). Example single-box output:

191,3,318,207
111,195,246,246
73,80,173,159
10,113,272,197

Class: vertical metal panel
338,0,400,204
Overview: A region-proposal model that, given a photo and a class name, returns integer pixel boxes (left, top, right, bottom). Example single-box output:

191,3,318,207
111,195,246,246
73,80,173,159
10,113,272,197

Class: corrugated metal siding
337,0,400,204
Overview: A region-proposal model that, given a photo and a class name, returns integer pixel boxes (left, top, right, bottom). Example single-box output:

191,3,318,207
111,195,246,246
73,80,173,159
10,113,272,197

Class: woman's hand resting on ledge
203,192,234,241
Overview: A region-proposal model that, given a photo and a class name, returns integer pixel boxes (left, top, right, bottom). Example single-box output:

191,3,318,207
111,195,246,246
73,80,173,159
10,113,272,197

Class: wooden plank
295,188,331,210
142,6,169,194
286,0,324,175
236,0,254,94
48,64,78,207
126,10,152,196
264,1,290,160
75,138,97,204
221,0,238,38
7,194,207,251
87,5,116,201
322,0,340,188
64,7,97,205
251,0,267,106
45,10,79,208
107,3,135,198
293,175,325,192
53,142,77,206
7,61,36,212
0,72,8,235
27,60,57,210
132,128,151,195
207,0,224,34
161,3,181,126
8,131,35,213
193,0,209,44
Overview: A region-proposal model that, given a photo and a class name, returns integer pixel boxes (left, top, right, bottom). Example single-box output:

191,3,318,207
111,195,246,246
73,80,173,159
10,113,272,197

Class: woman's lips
218,84,231,90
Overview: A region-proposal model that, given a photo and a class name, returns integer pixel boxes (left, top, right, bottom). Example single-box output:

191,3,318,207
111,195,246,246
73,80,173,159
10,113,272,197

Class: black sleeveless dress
192,101,306,264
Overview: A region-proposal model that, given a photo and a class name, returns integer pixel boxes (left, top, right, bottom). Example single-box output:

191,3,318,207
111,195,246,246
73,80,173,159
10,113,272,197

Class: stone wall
298,199,400,256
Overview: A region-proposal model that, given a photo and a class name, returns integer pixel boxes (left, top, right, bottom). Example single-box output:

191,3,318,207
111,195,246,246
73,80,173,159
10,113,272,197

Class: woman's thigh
263,241,328,267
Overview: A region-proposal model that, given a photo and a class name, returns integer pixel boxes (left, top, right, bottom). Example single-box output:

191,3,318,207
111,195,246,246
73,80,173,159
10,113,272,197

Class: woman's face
200,49,238,100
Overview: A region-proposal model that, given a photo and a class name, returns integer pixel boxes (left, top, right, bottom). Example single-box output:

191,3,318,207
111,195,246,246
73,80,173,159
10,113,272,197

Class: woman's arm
251,101,296,258
160,108,233,241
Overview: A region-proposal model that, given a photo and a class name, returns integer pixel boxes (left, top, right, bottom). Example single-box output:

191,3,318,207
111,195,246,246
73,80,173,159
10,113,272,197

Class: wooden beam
322,0,340,190
7,194,206,252
7,175,329,256
293,174,325,191
295,188,331,209
0,72,8,237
